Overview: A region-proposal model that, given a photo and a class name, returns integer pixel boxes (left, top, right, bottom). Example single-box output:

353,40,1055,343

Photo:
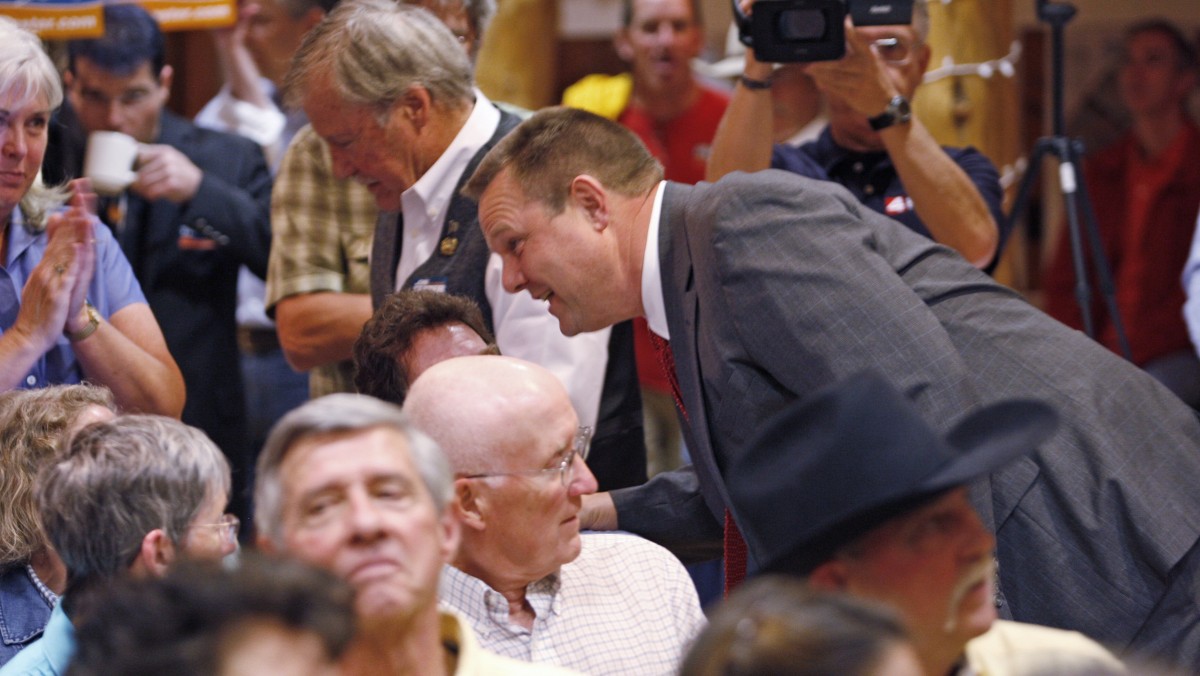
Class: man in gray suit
465,107,1200,668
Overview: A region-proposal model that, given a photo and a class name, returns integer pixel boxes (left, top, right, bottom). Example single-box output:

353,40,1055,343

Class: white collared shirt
397,89,501,285
640,181,670,340
394,92,608,427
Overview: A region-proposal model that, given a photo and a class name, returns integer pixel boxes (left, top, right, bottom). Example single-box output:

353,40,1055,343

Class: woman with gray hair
0,384,115,667
0,18,183,416
2,414,236,673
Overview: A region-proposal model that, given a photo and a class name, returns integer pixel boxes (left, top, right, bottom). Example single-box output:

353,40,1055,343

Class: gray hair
0,18,63,113
0,18,69,230
284,0,473,115
254,394,453,547
35,415,231,588
0,385,115,567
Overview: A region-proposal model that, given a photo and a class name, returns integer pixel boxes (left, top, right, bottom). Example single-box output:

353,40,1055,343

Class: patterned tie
646,331,747,595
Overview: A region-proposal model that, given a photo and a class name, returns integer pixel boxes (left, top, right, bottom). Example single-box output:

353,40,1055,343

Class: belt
237,326,282,356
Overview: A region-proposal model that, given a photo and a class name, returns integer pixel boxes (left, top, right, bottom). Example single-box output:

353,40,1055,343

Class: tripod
1006,0,1131,360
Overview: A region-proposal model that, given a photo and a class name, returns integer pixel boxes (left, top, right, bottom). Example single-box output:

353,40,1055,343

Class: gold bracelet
65,301,101,342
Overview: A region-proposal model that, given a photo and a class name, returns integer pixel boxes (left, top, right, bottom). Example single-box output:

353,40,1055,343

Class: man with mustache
404,356,704,675
726,372,1121,676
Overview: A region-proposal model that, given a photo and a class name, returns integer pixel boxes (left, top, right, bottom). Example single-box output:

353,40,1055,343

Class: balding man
406,356,704,675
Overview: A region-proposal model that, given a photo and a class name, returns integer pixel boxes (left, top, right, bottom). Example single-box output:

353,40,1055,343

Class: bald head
405,356,576,473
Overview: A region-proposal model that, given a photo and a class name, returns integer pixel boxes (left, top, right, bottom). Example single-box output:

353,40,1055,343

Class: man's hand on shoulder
133,144,203,203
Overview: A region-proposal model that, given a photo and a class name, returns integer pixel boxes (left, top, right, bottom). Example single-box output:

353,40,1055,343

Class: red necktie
646,331,747,595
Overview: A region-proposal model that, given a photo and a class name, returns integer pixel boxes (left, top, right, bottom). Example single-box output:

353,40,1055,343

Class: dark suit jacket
46,109,272,470
613,170,1200,665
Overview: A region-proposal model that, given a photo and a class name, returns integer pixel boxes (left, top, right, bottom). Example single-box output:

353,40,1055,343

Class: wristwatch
868,95,912,131
65,301,101,342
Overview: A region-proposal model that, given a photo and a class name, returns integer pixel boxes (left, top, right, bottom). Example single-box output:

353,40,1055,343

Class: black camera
734,0,914,63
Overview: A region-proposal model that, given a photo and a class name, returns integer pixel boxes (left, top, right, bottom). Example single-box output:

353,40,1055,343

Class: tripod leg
1055,138,1098,340
1005,139,1055,238
1070,139,1133,361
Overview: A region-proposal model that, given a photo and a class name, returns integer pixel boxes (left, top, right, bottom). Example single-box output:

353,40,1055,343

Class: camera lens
775,9,827,41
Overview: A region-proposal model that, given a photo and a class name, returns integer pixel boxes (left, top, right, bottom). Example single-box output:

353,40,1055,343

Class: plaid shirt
265,124,377,397
440,532,705,675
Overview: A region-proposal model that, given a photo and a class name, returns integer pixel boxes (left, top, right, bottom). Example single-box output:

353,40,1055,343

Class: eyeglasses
461,426,593,487
870,36,919,66
190,514,240,546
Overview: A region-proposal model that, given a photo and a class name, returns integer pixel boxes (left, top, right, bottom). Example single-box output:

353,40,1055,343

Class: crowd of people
1,0,1199,673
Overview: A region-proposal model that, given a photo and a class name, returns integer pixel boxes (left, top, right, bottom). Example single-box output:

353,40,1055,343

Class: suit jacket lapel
659,182,728,523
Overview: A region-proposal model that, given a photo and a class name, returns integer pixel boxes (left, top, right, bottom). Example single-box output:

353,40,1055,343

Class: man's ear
130,528,175,578
568,175,609,231
807,559,851,591
395,86,432,132
158,64,174,94
613,29,634,63
453,478,487,532
914,41,932,77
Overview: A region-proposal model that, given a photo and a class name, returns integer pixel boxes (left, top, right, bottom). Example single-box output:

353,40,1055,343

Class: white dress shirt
641,181,670,340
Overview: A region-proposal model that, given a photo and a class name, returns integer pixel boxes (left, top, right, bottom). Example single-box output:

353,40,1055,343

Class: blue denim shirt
0,567,55,668
0,602,72,676
0,210,145,389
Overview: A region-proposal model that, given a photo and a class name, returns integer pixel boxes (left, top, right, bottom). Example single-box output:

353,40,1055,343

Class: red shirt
1044,122,1200,365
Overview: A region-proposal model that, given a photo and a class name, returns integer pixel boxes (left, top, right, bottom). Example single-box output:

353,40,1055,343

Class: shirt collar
402,89,500,233
6,208,37,269
641,181,669,340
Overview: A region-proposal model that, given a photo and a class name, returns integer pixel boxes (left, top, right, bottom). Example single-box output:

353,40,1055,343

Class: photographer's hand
804,18,898,117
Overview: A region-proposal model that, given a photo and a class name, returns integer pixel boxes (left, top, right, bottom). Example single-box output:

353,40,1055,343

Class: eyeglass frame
869,36,921,66
459,426,594,487
188,513,240,545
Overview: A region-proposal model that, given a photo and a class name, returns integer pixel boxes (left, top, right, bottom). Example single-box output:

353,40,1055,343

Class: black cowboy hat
727,371,1057,576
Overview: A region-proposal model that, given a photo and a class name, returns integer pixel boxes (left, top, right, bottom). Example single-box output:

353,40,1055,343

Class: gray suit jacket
613,171,1200,665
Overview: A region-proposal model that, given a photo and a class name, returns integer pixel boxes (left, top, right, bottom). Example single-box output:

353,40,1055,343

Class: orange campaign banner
0,0,234,39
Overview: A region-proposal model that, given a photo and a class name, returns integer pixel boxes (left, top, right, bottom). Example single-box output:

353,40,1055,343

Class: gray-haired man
0,416,236,676
253,394,578,676
281,0,647,492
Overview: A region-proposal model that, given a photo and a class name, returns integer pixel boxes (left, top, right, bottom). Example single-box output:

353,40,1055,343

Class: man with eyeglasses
707,0,1005,271
405,356,704,676
0,415,237,676
254,394,578,675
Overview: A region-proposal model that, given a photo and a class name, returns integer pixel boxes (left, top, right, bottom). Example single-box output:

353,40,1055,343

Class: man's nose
347,491,386,540
501,258,527,293
328,147,355,181
104,101,124,131
961,507,995,559
568,454,599,496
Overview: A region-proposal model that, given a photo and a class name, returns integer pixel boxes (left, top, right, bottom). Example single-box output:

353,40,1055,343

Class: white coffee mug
83,131,139,196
